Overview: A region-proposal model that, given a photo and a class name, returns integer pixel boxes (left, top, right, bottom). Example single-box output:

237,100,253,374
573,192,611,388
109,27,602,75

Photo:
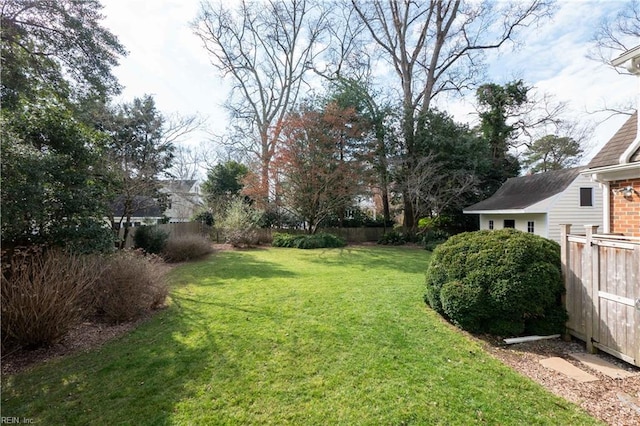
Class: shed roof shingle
464,167,582,212
587,111,638,169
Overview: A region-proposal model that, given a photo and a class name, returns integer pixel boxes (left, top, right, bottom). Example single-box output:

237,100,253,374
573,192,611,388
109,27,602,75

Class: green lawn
1,246,599,425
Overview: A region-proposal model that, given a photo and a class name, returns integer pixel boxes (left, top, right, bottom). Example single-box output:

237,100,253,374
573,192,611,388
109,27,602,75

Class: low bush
377,230,408,245
272,232,346,249
218,198,262,247
92,250,168,323
272,232,303,247
425,229,567,336
162,234,213,263
133,226,169,255
1,248,102,349
421,228,450,252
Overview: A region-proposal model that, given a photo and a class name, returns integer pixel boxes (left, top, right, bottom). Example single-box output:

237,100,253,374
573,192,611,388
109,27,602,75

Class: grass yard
1,246,599,425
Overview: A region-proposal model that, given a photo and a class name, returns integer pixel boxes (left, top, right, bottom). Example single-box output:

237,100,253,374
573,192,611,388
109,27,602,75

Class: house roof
162,180,198,193
464,167,582,212
112,196,164,218
587,111,639,169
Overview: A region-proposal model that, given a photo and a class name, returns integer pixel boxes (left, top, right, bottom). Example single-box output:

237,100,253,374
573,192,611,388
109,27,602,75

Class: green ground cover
1,246,599,425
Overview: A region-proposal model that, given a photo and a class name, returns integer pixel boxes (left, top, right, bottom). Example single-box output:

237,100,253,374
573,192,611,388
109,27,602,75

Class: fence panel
119,222,211,248
561,224,640,367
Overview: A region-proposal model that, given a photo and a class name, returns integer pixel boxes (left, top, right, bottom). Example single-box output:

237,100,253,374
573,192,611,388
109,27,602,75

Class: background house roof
112,195,164,218
162,180,198,193
587,111,638,169
465,167,582,212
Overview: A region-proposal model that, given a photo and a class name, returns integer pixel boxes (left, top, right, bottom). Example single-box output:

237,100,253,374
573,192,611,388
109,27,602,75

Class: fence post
560,224,571,341
584,225,599,354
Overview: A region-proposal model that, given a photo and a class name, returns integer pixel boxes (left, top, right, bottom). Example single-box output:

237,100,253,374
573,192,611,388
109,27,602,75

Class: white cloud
102,0,231,145
100,0,638,160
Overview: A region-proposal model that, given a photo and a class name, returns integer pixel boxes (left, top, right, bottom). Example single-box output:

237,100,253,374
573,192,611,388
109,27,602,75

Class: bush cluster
92,250,168,323
162,235,213,263
133,225,169,255
1,248,170,350
218,198,262,247
377,230,409,245
272,232,346,249
421,229,450,251
425,229,567,336
1,248,102,349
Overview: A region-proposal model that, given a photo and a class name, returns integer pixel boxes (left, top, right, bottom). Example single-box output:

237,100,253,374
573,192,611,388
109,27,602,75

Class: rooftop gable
161,179,198,193
464,167,582,212
587,112,638,169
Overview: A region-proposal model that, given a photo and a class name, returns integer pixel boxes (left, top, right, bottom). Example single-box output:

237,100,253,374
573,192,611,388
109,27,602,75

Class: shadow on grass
1,250,299,425
1,272,292,425
173,293,287,320
170,250,298,286
305,245,429,275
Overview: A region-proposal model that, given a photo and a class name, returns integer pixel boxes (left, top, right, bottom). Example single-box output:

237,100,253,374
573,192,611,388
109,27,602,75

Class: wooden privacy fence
121,224,387,248
119,222,211,249
210,227,387,244
561,224,640,367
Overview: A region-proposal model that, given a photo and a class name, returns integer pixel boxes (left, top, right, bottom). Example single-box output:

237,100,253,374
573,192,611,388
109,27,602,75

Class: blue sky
102,0,638,163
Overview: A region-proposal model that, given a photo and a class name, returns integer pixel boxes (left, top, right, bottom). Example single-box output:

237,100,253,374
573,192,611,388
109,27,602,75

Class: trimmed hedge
272,232,346,249
424,229,567,336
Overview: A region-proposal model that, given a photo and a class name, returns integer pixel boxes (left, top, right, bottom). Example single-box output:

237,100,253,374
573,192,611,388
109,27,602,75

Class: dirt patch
478,334,640,426
1,313,155,376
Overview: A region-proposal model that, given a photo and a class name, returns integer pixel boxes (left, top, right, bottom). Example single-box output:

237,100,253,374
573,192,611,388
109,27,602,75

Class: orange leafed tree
274,102,367,233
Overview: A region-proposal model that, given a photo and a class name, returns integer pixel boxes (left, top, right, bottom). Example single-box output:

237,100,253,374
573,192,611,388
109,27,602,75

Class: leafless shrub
1,248,102,350
218,197,262,247
162,234,213,263
92,250,168,323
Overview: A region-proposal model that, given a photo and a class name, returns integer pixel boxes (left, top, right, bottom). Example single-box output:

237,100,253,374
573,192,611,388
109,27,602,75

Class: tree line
193,0,637,235
2,0,638,252
1,0,200,252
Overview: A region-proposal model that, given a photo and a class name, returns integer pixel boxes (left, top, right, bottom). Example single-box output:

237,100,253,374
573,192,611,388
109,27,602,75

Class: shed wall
547,174,602,242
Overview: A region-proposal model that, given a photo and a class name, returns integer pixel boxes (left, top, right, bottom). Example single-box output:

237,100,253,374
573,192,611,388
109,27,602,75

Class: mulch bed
477,334,640,426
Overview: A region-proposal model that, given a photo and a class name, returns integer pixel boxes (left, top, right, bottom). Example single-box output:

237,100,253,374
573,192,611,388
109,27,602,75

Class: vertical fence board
563,225,640,367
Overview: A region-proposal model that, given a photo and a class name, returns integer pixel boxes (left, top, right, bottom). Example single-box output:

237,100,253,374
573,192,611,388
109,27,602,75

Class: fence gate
561,225,640,367
591,237,640,365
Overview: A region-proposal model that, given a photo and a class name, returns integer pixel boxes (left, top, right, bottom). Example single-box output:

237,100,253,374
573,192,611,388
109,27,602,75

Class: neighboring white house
160,180,203,223
110,180,203,227
463,167,602,243
111,195,165,229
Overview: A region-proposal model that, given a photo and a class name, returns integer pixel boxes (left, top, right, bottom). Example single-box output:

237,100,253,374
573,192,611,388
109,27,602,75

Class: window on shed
527,221,535,233
504,219,515,229
580,187,593,207
488,220,494,230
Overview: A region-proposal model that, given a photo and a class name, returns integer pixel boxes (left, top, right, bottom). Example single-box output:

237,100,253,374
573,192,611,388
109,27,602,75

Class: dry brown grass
1,248,102,350
162,234,213,263
92,250,168,323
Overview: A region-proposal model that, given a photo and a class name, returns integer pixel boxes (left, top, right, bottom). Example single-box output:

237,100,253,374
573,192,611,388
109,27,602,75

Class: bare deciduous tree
351,0,554,231
169,146,205,181
403,155,479,228
588,0,639,117
193,0,330,202
589,0,640,68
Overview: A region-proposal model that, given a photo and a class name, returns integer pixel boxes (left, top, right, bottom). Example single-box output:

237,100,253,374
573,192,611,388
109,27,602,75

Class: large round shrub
425,229,567,336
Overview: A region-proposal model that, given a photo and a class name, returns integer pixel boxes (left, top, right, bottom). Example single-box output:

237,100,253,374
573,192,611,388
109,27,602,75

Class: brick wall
609,177,640,237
